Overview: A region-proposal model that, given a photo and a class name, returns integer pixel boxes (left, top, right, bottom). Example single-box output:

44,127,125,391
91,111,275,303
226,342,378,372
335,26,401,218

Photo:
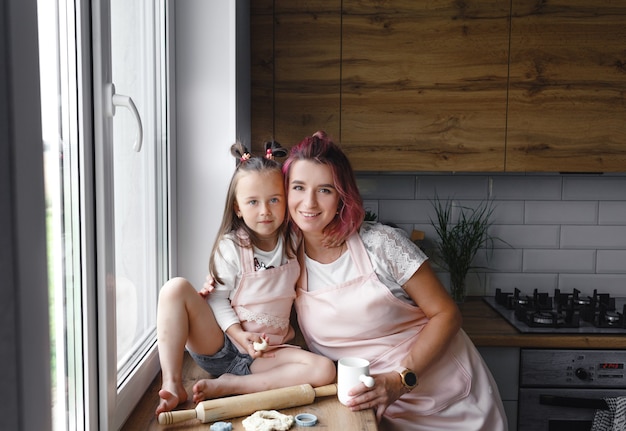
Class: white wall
174,0,250,288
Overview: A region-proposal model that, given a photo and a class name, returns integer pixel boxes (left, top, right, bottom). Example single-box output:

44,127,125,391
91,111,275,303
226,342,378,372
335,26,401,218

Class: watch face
404,371,418,387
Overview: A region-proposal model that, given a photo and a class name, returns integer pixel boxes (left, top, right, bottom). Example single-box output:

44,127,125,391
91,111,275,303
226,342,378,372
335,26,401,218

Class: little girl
155,141,336,416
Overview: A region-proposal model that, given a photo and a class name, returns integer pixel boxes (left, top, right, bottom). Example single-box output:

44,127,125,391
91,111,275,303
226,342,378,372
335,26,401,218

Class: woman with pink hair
283,131,507,431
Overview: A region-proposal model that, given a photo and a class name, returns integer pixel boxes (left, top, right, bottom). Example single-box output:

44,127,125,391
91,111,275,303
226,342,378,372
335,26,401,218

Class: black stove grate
486,288,626,333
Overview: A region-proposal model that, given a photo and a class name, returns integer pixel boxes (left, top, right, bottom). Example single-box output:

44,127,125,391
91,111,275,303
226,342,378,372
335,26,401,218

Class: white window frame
91,0,173,428
4,0,245,429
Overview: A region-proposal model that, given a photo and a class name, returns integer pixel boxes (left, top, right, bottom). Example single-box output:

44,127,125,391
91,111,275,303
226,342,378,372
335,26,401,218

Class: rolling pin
157,383,337,425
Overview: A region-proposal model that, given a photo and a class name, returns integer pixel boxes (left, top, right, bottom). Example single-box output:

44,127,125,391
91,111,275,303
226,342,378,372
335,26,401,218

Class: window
39,0,170,428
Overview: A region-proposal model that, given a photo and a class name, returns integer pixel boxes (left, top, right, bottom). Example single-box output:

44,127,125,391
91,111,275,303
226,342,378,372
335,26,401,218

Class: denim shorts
188,335,254,377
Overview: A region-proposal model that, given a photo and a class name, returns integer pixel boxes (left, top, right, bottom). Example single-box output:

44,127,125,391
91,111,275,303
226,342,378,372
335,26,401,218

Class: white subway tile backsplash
523,249,596,273
490,225,560,249
558,274,626,297
486,273,559,295
490,176,562,200
492,201,525,224
474,248,523,272
465,272,490,296
599,201,626,225
357,175,415,199
561,226,626,249
379,200,432,224
417,175,489,200
434,271,490,297
563,176,626,201
356,173,626,295
596,250,626,273
524,201,597,225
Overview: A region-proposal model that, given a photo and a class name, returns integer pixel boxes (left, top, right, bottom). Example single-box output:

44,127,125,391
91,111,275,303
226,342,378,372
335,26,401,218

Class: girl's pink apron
295,233,507,431
230,234,299,351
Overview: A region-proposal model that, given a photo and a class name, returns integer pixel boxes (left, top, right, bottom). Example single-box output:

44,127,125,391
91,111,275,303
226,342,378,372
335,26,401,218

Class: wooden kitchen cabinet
250,0,275,147
251,0,509,169
341,0,509,171
251,0,342,152
506,0,626,172
250,1,626,172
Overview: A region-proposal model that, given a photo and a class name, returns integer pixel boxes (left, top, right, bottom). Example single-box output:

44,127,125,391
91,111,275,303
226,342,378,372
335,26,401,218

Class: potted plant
430,196,498,303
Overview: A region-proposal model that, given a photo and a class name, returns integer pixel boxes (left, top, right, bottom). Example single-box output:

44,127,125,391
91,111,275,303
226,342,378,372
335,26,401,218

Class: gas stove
484,288,626,333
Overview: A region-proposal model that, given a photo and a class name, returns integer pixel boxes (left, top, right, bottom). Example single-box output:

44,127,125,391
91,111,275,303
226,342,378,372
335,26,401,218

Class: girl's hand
344,371,408,420
246,333,271,357
199,274,216,298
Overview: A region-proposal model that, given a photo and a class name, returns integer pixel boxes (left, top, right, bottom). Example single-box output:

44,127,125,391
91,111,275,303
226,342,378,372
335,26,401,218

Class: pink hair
283,131,365,245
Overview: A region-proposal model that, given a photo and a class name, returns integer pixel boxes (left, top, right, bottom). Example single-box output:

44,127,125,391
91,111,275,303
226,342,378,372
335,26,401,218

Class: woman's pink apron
230,237,299,351
295,233,508,431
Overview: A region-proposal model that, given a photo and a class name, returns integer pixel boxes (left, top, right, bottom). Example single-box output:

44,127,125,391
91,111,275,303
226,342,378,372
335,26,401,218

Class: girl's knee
160,277,194,299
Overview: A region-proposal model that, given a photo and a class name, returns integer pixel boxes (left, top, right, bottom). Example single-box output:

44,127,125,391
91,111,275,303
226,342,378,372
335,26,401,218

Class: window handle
105,83,143,152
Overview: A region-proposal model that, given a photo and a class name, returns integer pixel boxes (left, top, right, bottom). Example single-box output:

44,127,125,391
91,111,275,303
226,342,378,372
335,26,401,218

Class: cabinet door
250,0,275,148
267,1,342,151
478,347,519,431
507,0,626,172
341,0,509,171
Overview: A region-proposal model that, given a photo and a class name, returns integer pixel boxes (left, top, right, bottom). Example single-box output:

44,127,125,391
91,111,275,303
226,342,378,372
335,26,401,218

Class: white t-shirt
304,222,428,303
207,233,288,332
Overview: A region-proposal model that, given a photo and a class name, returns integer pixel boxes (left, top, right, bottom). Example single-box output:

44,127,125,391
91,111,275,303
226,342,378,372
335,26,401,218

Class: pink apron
230,234,299,352
295,232,508,431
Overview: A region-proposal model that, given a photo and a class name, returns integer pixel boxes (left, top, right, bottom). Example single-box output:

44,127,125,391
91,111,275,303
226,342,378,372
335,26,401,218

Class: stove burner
533,311,564,326
490,288,626,333
573,297,591,307
606,311,620,323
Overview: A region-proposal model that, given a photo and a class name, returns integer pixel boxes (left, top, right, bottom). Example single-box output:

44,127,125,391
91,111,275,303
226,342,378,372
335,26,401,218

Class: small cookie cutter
210,421,233,431
294,413,318,427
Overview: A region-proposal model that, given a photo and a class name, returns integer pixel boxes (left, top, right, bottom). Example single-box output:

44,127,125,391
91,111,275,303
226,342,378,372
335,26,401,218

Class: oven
518,349,626,431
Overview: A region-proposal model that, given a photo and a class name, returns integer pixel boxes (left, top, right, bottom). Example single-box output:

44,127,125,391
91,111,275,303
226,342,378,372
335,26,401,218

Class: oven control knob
575,368,589,380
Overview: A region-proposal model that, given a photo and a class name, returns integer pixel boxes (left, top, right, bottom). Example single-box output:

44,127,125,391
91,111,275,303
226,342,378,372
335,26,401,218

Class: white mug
337,357,375,405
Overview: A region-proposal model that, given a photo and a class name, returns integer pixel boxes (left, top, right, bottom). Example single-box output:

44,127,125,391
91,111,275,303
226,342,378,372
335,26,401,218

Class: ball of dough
253,338,268,351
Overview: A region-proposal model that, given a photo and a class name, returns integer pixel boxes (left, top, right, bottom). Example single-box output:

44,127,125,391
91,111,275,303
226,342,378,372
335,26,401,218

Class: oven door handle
539,395,609,410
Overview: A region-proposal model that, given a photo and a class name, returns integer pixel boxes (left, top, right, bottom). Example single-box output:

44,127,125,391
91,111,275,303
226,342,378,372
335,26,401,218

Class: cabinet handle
105,83,144,152
539,394,608,410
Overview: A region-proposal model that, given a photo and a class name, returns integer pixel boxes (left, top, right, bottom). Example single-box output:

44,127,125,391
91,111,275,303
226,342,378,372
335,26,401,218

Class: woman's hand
344,371,408,421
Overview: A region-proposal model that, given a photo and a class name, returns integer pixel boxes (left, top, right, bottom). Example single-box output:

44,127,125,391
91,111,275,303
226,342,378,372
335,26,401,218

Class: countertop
459,297,626,349
122,354,377,431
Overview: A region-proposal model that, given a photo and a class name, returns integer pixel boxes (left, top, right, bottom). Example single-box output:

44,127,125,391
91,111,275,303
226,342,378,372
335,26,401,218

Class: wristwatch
394,366,419,391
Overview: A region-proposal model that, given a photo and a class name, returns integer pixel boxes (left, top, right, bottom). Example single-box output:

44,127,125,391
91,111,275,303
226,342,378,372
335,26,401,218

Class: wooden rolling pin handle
314,383,337,397
157,408,198,425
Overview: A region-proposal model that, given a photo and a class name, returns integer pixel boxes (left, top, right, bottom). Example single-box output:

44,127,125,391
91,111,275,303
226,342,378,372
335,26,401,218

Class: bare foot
192,376,234,404
155,384,187,416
